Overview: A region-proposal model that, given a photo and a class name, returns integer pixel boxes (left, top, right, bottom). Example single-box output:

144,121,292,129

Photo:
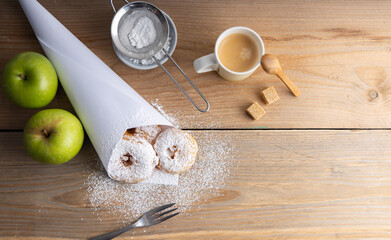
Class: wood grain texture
1,1,391,239
1,130,391,239
1,0,391,129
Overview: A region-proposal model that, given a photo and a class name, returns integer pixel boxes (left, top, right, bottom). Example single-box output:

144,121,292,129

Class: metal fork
89,203,179,240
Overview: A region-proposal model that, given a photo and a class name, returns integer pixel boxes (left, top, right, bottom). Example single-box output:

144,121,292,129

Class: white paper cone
19,0,178,184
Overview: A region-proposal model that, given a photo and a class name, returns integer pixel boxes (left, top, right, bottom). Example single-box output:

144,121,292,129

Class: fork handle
89,224,136,240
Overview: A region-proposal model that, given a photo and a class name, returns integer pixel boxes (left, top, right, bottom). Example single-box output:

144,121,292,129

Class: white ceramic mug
193,26,265,81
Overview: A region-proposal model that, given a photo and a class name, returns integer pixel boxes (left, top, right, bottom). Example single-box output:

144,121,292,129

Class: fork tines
149,203,180,223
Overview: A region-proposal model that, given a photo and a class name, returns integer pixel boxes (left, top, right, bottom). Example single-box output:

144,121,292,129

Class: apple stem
18,73,27,80
42,129,50,138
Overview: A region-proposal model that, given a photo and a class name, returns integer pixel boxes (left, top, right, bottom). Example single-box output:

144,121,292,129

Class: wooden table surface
1,0,391,239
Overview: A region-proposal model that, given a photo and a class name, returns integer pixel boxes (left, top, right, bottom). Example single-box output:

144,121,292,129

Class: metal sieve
110,0,210,112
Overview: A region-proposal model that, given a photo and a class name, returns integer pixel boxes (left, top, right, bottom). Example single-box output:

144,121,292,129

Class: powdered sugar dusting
128,16,157,49
149,99,178,127
154,128,198,174
129,125,162,144
148,98,223,129
108,137,158,183
84,101,238,224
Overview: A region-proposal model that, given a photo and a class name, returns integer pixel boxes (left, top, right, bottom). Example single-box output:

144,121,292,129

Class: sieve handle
153,49,210,113
110,0,129,13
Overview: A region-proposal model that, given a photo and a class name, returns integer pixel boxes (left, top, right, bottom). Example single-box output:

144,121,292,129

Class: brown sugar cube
261,86,280,105
246,101,265,120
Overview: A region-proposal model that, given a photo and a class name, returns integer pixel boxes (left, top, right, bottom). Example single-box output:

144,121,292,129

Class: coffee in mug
194,26,264,81
218,33,259,72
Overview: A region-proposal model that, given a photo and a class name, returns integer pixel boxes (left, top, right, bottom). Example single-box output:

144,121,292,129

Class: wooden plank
1,0,391,129
1,130,391,239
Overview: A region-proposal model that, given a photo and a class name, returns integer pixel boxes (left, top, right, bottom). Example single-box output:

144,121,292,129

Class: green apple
1,52,58,108
23,109,84,164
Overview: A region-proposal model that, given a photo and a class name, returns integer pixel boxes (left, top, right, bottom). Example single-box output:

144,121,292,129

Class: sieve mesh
110,1,210,112
118,9,163,55
112,2,169,60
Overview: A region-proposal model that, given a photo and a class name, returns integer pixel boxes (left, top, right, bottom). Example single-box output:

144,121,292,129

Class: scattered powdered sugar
149,98,179,127
84,109,238,224
148,98,223,129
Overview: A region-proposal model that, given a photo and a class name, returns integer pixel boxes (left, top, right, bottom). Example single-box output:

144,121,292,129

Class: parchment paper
18,0,178,185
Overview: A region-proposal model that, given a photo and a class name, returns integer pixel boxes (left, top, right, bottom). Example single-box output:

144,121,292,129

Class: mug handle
193,53,218,73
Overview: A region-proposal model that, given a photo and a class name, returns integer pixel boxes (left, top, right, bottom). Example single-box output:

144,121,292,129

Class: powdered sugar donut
154,128,198,174
108,136,159,183
123,125,162,144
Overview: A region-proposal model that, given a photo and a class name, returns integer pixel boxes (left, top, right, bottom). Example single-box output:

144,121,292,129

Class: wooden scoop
261,54,300,97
